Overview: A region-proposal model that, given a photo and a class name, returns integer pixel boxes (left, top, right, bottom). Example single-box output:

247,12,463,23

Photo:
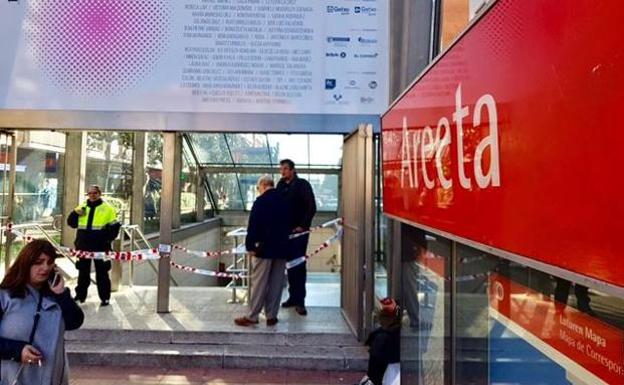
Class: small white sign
158,244,172,254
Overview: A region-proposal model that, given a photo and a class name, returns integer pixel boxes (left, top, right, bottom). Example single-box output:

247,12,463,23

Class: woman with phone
0,239,84,385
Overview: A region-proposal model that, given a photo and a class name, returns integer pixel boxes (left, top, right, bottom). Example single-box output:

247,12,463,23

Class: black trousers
287,235,308,307
75,259,112,301
554,277,591,312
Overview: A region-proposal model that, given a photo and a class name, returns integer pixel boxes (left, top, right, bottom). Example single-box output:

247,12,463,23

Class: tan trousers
247,257,286,321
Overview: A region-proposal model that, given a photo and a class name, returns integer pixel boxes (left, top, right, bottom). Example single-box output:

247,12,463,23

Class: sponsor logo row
327,36,379,44
325,94,376,104
326,52,378,59
327,5,378,16
325,79,378,90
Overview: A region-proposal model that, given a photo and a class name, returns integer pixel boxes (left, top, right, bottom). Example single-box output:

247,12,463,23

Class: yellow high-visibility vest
74,201,118,230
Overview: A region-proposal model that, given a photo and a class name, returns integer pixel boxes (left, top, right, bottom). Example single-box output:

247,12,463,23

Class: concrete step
66,341,368,371
66,328,362,348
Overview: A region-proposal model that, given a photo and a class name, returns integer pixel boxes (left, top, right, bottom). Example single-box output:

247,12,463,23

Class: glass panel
303,174,338,212
374,135,387,299
440,0,488,51
207,173,244,210
11,132,66,225
402,224,451,385
309,135,343,166
144,133,162,234
267,134,309,166
189,134,231,164
180,145,197,224
85,132,133,223
454,245,500,385
238,173,263,210
374,214,388,299
225,134,271,165
191,133,277,166
453,243,624,385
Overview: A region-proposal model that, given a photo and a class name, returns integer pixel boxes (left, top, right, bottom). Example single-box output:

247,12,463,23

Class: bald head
256,175,274,195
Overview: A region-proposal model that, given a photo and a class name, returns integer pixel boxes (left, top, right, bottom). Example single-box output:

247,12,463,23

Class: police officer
67,185,120,306
277,159,316,316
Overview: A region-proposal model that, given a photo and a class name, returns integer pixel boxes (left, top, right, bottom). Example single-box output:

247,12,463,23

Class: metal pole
157,132,175,313
131,132,146,231
195,170,205,222
4,133,17,268
172,135,182,229
229,235,239,303
129,229,135,287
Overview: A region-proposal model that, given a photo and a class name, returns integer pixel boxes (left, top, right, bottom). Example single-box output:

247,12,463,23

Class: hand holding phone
48,270,64,294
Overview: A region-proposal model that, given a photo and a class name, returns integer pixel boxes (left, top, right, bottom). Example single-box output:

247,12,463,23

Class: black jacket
245,189,291,259
365,326,400,385
67,199,121,252
276,174,317,230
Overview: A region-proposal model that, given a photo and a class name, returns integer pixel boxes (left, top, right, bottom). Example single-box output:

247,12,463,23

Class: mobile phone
48,271,60,287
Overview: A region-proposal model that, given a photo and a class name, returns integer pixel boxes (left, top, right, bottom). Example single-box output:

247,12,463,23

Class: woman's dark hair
0,240,58,297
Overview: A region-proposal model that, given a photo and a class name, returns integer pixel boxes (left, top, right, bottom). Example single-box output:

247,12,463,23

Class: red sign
382,0,624,287
489,274,624,384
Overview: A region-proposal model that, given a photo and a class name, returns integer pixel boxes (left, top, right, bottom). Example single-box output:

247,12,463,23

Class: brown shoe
295,306,308,316
234,317,259,327
266,318,279,326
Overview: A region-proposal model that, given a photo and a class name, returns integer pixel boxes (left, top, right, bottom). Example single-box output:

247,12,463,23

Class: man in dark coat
235,175,291,327
277,159,316,316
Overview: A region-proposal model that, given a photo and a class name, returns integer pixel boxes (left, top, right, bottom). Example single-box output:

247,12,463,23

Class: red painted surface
382,0,624,286
490,274,624,384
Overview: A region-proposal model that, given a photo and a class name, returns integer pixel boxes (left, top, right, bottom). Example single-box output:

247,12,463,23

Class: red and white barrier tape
169,260,245,279
170,218,342,259
171,244,244,259
288,218,343,240
168,227,343,278
65,247,160,261
3,220,343,276
286,226,344,269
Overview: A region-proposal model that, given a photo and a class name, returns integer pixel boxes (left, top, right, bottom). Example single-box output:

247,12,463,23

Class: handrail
120,224,179,287
0,222,83,282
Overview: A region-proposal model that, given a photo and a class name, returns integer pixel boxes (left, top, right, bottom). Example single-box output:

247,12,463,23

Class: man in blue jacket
235,175,291,327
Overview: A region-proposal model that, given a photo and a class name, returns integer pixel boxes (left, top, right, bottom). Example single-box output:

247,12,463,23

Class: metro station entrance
0,127,380,370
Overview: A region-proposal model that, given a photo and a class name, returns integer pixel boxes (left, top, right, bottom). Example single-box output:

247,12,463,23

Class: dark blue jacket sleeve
0,307,26,361
54,288,84,331
0,338,26,361
67,210,79,229
105,222,122,242
300,180,317,229
245,200,263,252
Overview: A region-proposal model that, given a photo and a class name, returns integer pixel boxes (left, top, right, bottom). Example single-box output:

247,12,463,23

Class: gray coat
0,287,84,385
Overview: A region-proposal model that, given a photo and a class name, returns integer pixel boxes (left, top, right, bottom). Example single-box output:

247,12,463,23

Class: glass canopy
185,133,343,212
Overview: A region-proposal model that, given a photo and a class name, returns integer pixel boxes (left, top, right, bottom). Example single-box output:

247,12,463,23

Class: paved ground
69,366,364,385
72,286,349,334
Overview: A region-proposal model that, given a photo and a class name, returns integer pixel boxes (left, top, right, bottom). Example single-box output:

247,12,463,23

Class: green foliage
147,133,163,167
104,196,129,214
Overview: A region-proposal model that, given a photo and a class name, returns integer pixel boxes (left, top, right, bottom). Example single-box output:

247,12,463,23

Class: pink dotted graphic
25,0,171,97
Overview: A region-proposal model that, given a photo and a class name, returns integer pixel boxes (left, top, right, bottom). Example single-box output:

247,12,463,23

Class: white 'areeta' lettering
397,83,501,191
453,84,471,189
436,117,452,189
473,93,501,188
400,116,414,188
421,125,436,189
